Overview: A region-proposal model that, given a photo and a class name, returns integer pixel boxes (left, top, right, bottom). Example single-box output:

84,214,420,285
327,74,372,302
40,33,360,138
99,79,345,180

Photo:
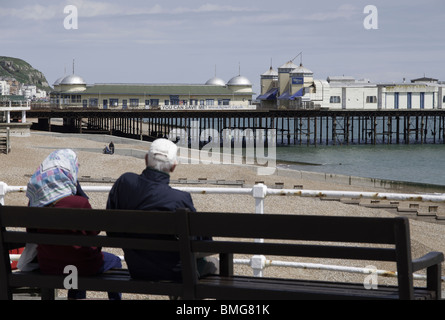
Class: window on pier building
366,96,377,103
218,99,230,106
71,95,81,103
394,93,399,109
206,99,215,106
130,99,139,107
110,99,119,107
329,96,341,103
89,98,98,107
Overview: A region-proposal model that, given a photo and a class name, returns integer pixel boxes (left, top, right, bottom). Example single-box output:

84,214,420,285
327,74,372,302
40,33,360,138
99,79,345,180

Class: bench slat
0,206,178,234
3,231,180,251
196,275,435,300
9,271,184,297
192,241,397,261
189,212,402,244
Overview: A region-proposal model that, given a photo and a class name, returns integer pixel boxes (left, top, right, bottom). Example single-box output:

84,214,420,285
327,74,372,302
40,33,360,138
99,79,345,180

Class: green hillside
0,56,51,92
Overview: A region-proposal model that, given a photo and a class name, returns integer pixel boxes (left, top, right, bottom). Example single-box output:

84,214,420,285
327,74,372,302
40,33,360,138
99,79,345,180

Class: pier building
50,73,255,110
258,61,445,111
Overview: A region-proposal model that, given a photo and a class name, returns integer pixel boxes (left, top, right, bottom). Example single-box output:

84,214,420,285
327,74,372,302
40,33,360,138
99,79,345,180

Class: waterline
276,144,445,188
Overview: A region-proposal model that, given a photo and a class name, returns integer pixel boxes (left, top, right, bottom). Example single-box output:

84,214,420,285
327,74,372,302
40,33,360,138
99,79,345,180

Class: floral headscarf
26,149,79,207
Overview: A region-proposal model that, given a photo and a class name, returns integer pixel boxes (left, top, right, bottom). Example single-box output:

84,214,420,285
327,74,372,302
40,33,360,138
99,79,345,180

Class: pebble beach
2,129,445,299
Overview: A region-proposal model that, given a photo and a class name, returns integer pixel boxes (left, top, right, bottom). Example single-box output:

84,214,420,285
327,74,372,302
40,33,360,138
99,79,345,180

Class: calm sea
275,144,445,187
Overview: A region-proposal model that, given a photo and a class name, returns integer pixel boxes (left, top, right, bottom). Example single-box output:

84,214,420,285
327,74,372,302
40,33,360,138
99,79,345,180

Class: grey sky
1,0,444,94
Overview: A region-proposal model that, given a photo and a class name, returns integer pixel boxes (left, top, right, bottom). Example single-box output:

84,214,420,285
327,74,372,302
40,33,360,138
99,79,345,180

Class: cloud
172,4,258,14
70,1,163,17
0,4,59,21
303,4,359,21
0,1,261,25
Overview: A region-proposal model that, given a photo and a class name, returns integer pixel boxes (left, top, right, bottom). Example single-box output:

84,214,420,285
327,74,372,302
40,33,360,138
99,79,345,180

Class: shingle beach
2,130,445,299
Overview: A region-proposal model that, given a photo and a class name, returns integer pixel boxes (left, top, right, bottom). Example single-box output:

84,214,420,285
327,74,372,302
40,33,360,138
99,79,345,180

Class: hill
0,56,52,92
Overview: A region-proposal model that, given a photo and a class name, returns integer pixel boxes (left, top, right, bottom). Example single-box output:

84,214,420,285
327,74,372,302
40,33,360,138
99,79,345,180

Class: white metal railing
2,181,445,283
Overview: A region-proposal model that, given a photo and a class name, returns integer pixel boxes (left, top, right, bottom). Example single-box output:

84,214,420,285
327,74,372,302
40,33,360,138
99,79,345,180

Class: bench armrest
412,251,444,272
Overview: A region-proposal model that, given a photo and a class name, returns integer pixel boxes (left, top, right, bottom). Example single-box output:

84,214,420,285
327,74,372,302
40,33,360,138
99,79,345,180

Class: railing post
251,183,268,277
250,255,266,277
252,183,267,215
0,182,6,205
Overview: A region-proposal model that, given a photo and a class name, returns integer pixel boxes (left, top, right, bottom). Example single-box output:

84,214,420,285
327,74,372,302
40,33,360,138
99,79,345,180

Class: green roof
0,95,26,102
80,83,253,96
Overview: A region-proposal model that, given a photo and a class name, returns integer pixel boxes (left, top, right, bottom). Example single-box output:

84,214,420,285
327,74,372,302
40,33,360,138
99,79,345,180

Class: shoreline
25,130,445,194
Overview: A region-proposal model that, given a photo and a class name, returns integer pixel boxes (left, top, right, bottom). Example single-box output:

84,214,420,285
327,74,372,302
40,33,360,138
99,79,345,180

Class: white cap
148,138,178,163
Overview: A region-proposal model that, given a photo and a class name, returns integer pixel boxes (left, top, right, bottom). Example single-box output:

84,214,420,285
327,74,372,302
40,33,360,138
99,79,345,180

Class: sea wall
275,167,445,194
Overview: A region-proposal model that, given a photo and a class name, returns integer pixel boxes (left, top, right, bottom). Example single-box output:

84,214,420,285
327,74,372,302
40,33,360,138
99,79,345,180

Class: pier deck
14,108,445,145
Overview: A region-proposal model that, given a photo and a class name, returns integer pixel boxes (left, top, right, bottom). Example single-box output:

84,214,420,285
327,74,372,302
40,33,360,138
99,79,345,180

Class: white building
258,61,445,110
22,85,37,99
0,81,10,96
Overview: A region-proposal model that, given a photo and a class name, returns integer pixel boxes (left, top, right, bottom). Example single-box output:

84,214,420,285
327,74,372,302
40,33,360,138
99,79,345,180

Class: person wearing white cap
145,137,178,173
106,138,218,285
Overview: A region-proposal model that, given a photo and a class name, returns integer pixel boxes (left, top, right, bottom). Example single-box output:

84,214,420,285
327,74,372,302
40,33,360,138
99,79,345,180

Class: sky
1,0,445,96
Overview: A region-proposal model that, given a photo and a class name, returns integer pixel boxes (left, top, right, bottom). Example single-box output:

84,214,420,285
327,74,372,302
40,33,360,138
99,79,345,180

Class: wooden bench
0,205,443,300
0,205,196,300
190,212,444,300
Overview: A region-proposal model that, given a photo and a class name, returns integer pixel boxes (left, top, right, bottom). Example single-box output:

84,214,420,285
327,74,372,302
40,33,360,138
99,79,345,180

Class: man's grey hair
146,138,178,173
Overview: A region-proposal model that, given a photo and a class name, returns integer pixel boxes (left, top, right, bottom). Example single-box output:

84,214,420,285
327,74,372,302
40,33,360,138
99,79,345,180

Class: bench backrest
0,206,416,299
187,212,415,298
0,205,196,299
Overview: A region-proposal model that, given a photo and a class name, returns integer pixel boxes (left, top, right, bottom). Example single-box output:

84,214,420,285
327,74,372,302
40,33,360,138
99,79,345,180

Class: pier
14,108,445,145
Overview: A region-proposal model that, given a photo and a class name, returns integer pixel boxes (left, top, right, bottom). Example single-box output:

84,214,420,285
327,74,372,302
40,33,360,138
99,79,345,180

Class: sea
275,143,445,187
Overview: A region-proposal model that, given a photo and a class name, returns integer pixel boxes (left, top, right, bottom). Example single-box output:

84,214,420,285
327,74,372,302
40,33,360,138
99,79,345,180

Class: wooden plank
0,206,178,234
188,212,403,244
196,276,434,300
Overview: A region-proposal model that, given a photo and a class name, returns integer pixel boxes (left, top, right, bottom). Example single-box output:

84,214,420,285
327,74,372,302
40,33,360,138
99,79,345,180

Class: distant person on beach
106,138,218,283
104,141,114,154
25,149,122,300
109,141,114,154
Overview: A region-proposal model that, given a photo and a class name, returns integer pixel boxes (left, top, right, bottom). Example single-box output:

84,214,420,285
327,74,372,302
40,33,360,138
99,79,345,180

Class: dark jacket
106,167,196,281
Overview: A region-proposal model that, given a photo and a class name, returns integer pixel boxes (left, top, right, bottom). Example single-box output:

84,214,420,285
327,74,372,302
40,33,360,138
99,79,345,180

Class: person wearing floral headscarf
26,149,122,300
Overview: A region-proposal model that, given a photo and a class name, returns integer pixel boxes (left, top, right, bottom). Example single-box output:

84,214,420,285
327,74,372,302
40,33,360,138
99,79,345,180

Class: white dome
53,76,64,86
205,77,226,86
227,75,252,86
60,74,86,85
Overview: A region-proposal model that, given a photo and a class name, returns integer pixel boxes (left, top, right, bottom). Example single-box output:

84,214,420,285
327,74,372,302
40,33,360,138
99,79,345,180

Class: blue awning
257,88,278,100
289,88,304,100
278,91,291,100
